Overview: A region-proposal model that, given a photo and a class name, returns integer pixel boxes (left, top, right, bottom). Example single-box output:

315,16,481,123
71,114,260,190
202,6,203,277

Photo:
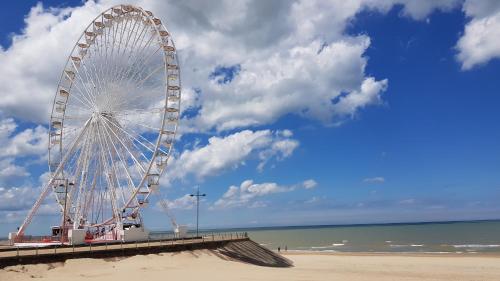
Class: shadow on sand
212,240,293,267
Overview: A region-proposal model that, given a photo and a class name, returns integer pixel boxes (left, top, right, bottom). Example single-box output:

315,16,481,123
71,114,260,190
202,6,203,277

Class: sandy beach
2,250,500,281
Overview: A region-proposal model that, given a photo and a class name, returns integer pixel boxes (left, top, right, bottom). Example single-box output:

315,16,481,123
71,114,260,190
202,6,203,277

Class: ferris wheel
16,4,180,241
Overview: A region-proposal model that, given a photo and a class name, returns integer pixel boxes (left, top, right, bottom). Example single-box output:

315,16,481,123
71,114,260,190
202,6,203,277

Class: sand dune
2,245,500,281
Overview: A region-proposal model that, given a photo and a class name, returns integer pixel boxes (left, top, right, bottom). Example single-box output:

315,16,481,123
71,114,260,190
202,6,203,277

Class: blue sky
0,1,500,235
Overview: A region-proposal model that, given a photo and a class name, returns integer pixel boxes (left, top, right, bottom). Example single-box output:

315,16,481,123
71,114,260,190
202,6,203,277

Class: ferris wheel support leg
16,119,91,237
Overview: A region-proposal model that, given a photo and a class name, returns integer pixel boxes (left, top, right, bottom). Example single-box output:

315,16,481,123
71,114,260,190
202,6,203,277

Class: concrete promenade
0,232,250,268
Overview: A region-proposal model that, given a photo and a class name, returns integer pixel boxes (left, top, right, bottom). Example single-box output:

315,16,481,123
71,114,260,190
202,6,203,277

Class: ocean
152,220,500,254
4,220,499,253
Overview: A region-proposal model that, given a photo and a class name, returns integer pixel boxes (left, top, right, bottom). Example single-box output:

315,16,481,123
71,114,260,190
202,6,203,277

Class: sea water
151,220,500,253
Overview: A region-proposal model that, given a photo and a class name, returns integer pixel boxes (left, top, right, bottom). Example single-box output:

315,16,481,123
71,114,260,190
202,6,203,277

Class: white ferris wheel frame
17,4,181,236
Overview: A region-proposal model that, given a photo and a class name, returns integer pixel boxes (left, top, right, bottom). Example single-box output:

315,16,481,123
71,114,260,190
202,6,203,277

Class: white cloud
213,178,315,209
399,198,416,205
302,179,318,189
392,0,461,20
0,2,105,122
0,118,48,186
305,196,324,204
167,129,298,182
332,77,388,119
0,159,30,186
0,186,39,211
257,131,299,172
0,118,48,159
162,194,196,210
0,0,468,128
0,0,384,130
456,1,500,69
363,176,385,183
183,36,389,132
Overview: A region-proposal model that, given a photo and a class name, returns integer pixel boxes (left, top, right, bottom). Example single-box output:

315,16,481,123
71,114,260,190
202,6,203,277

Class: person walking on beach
278,246,281,252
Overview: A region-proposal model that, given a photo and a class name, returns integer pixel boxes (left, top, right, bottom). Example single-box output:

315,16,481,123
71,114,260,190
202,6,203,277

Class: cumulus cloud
213,178,316,209
0,0,386,130
391,0,461,20
363,176,385,183
0,159,30,186
0,186,58,219
302,179,318,189
0,0,470,128
0,186,38,211
456,0,500,69
0,118,48,186
161,194,196,210
0,118,48,159
166,129,299,183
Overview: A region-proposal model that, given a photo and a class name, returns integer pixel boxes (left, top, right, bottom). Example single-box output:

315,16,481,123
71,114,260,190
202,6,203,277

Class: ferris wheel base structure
8,226,150,246
68,226,149,245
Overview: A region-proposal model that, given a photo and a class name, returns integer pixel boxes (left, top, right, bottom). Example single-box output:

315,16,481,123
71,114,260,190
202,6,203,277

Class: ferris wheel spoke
108,18,134,84
108,32,157,94
94,119,121,222
100,115,157,155
112,82,164,112
119,16,141,60
114,114,162,132
71,63,101,108
112,106,164,116
65,84,95,111
82,167,99,222
102,129,137,194
70,80,98,110
126,45,162,85
78,156,98,224
97,121,128,205
100,130,148,195
116,118,167,155
132,63,165,90
71,125,95,225
113,28,158,87
79,58,105,104
74,61,99,104
124,21,149,63
113,23,157,80
100,123,140,205
98,116,148,174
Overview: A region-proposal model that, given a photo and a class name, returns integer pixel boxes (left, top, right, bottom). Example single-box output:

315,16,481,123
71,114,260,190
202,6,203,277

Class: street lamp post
190,186,206,237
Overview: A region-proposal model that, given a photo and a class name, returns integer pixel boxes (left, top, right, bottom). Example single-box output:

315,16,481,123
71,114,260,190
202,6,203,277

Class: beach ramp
214,240,293,267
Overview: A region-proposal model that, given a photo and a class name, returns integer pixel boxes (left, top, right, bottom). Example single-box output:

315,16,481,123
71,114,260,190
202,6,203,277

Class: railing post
105,242,108,250
54,245,57,254
72,243,75,253
89,243,92,253
147,238,150,248
16,246,19,257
